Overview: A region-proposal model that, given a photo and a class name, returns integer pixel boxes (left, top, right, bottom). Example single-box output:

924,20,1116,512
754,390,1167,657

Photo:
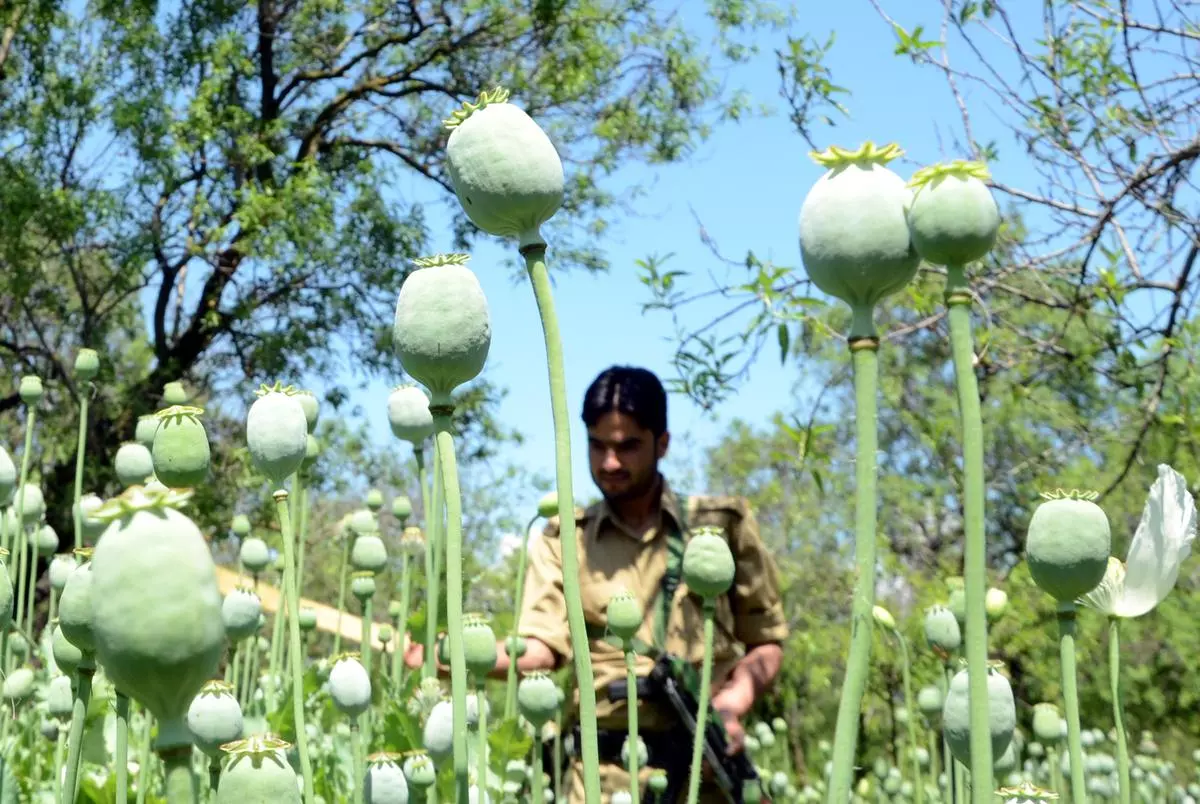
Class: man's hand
711,684,754,756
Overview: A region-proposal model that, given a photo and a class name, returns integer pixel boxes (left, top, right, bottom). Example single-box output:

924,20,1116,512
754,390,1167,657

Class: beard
596,465,660,504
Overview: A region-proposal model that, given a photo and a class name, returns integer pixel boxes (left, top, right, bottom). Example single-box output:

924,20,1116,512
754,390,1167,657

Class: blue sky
338,1,1052,519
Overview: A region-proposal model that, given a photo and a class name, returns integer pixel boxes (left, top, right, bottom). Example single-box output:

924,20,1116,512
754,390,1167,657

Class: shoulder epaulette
542,506,590,538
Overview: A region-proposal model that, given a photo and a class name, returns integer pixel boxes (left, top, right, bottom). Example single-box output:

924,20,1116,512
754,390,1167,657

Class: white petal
1115,464,1198,618
1080,556,1124,615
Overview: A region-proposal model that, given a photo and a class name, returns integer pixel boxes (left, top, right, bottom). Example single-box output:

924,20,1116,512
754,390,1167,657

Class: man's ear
656,431,670,460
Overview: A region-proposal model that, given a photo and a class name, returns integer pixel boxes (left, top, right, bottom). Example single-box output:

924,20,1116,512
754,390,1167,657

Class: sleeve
728,499,790,646
516,519,572,663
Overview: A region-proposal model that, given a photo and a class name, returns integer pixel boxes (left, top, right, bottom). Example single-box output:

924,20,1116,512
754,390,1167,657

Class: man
408,366,789,802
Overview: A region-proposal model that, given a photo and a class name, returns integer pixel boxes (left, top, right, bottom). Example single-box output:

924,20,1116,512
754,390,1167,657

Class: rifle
609,653,767,804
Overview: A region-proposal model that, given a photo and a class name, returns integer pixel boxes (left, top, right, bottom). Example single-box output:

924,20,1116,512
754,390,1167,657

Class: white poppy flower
1081,464,1197,618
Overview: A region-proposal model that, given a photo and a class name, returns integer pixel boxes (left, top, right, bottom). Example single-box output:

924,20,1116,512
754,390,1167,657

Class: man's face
587,410,669,502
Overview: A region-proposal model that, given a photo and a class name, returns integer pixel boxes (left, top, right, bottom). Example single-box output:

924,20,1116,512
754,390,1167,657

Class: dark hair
581,366,668,437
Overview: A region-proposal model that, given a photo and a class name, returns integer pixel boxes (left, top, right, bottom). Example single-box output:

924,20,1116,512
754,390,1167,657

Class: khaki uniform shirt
518,477,789,731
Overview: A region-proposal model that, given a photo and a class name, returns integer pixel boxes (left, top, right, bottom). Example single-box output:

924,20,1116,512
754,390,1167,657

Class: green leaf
777,322,790,365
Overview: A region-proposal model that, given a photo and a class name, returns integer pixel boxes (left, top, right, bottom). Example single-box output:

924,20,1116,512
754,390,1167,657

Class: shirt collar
593,473,686,543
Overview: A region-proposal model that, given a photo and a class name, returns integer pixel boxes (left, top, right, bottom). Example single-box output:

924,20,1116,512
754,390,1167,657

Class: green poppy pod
366,489,384,512
605,589,644,644
536,492,558,520
917,685,943,717
246,384,309,484
1025,491,1111,602
74,348,100,381
994,741,1017,773
517,671,560,728
388,599,402,618
19,375,43,405
797,142,921,338
387,385,434,444
378,623,393,644
462,614,497,677
505,635,526,659
77,493,107,542
1031,703,1062,744
392,495,413,523
293,390,320,434
985,587,1009,620
89,487,226,747
13,482,45,524
134,415,159,448
329,654,372,720
682,527,736,600
351,571,376,601
297,608,318,632
942,665,1016,767
503,760,526,782
906,161,1001,267
35,524,58,556
0,447,15,507
8,632,26,659
48,553,76,593
351,534,388,572
947,586,967,625
743,734,760,756
391,253,491,406
151,406,211,488
399,526,425,558
612,792,633,804
52,624,84,676
923,605,961,654
648,772,669,795
47,674,74,718
216,735,302,804
443,86,564,249
403,752,438,789
58,557,95,654
350,509,378,536
114,443,154,487
187,680,244,758
771,717,787,735
2,667,33,701
621,736,648,770
365,753,410,804
302,434,320,471
222,589,263,643
161,381,188,406
231,514,251,538
422,698,454,762
239,537,271,574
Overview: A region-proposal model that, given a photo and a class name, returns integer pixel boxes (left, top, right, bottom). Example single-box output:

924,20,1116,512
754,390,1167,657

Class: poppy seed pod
293,390,320,434
462,614,498,678
942,665,1016,767
351,534,388,572
89,486,226,748
351,571,376,601
47,674,74,718
239,537,271,574
35,524,58,556
114,443,154,487
58,556,96,654
906,161,1001,267
298,608,318,632
231,514,251,538
917,685,944,717
52,624,84,676
536,492,558,520
392,495,413,524
329,654,372,720
377,623,393,644
187,680,244,758
392,253,491,406
74,348,100,382
1026,490,1112,602
1031,703,1063,744
161,381,188,406
923,605,961,654
505,635,526,658
3,667,34,701
222,589,263,642
246,383,309,484
403,752,437,789
151,406,211,488
985,587,1009,619
422,699,454,762
444,86,564,249
387,385,434,444
77,493,107,542
134,415,159,447
605,589,644,644
0,447,14,507
19,375,43,405
216,735,302,803
400,526,425,558
947,586,967,626
302,434,320,471
517,671,560,728
14,482,45,524
48,553,77,593
682,527,736,600
350,508,378,536
365,753,410,804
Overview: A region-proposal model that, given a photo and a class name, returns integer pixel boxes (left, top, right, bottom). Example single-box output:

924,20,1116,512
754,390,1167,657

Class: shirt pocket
667,586,738,664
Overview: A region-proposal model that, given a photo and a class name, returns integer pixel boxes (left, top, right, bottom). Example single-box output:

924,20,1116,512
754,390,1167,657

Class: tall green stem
413,448,436,678
116,693,131,804
351,721,364,804
274,488,314,802
296,480,309,597
62,664,93,804
945,265,993,802
504,512,539,721
361,594,374,743
826,337,880,804
1109,617,1131,804
431,411,469,803
1057,604,1085,804
532,734,545,804
624,648,641,804
8,405,35,560
160,746,200,804
393,552,411,686
893,632,922,804
685,602,717,804
424,448,445,680
475,680,488,802
523,244,601,803
135,711,152,804
73,384,90,548
333,537,351,657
